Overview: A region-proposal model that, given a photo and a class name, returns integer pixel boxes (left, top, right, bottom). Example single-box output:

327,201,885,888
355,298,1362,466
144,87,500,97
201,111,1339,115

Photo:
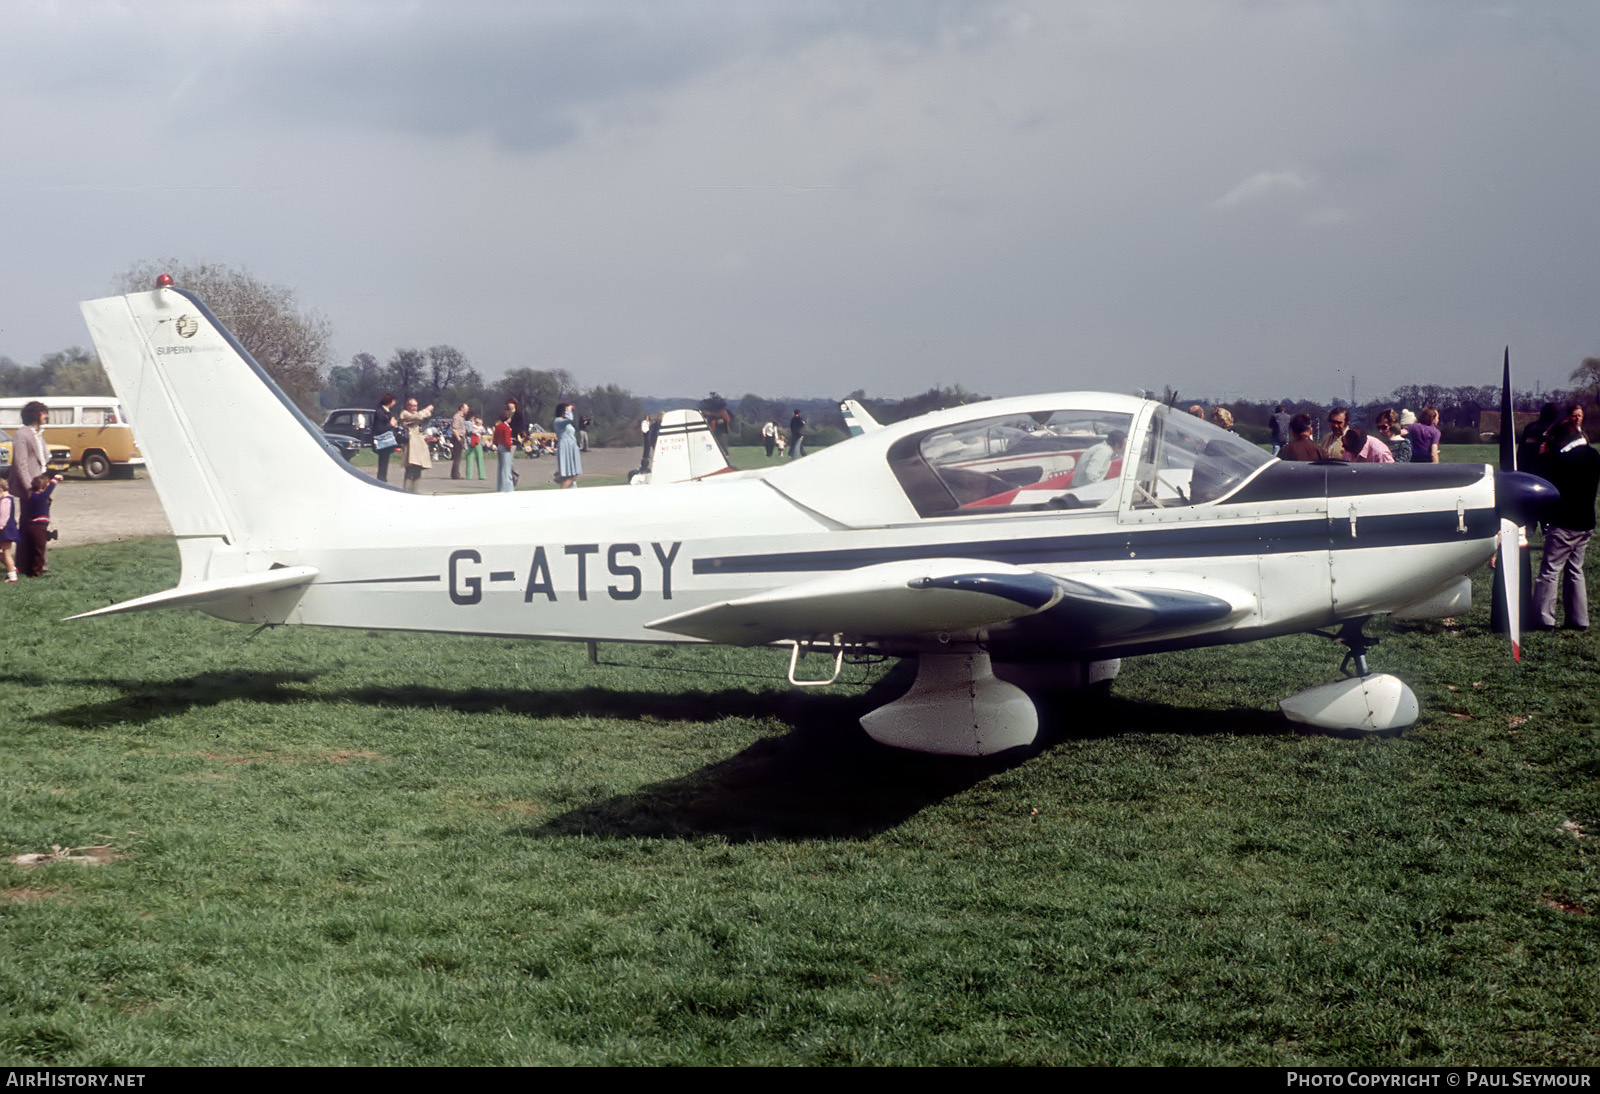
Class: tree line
3,262,1597,449
1188,373,1599,446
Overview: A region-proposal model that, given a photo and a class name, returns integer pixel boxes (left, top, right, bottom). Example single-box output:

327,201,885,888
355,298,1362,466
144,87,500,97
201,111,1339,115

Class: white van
0,396,145,479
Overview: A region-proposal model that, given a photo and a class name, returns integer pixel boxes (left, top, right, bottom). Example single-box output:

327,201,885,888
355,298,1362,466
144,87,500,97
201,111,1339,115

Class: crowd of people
370,394,584,493
1254,399,1595,634
1247,404,1449,465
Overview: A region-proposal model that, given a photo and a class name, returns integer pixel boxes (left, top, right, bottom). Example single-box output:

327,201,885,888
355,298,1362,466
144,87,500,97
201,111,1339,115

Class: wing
644,559,1250,647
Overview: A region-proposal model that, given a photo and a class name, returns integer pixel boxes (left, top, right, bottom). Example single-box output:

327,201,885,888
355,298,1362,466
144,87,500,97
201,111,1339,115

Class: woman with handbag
372,394,399,483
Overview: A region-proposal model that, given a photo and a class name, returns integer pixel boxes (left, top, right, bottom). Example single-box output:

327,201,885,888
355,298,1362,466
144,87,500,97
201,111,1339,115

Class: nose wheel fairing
1278,674,1418,735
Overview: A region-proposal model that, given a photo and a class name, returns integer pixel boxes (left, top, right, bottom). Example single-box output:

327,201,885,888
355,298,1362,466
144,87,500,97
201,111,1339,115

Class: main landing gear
857,649,1121,757
1278,618,1419,735
856,618,1420,755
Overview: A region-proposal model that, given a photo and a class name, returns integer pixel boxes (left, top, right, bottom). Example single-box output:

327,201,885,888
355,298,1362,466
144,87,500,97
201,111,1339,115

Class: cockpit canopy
763,393,1277,528
885,401,1272,517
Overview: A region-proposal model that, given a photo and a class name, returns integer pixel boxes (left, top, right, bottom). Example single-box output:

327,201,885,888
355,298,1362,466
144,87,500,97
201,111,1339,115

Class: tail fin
79,287,379,548
840,399,881,437
634,409,732,484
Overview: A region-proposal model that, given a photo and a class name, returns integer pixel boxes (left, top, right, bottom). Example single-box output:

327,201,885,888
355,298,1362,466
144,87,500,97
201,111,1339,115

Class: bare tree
385,349,428,401
119,260,331,412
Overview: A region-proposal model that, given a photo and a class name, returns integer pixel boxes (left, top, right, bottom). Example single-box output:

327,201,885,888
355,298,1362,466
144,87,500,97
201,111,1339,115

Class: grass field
2,458,1597,1065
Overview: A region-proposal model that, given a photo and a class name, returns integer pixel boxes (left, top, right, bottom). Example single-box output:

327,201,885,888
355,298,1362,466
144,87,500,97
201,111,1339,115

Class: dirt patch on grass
323,749,382,763
488,800,546,815
9,845,117,867
3,887,72,902
1539,895,1588,916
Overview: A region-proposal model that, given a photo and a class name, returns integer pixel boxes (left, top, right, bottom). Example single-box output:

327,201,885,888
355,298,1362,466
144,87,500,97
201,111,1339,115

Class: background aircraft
841,399,881,437
74,285,1554,755
629,409,743,485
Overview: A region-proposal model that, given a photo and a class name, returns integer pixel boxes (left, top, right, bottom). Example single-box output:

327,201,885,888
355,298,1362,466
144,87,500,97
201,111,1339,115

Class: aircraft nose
1495,469,1560,525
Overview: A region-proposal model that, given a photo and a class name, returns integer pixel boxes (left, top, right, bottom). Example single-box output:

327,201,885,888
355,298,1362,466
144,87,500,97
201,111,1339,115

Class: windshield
1131,406,1275,508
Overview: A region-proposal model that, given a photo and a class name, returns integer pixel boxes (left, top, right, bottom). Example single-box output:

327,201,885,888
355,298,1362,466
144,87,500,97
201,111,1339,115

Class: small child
0,482,19,583
26,474,62,577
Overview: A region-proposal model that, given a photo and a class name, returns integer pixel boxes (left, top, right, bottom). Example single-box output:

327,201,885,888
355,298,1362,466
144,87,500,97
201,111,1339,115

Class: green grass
1,537,1596,1065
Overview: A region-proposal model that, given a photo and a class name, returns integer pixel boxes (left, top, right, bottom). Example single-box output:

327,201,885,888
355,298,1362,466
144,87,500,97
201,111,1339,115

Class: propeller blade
1499,517,1522,663
1490,346,1537,653
1499,347,1515,472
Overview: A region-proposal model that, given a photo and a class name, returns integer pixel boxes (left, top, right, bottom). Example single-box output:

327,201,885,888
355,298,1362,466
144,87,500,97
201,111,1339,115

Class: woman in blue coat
554,402,582,488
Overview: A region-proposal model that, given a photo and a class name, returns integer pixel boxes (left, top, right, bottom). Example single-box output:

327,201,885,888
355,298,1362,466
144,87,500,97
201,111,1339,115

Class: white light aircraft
74,285,1556,755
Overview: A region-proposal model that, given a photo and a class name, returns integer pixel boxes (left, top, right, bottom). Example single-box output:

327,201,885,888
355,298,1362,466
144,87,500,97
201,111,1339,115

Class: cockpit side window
889,409,1134,517
1130,406,1274,509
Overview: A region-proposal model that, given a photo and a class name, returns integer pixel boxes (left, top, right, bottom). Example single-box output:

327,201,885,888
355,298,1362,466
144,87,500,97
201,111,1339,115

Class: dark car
321,408,373,462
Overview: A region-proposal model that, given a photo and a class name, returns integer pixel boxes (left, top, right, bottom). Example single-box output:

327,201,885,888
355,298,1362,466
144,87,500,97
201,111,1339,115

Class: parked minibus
0,397,145,479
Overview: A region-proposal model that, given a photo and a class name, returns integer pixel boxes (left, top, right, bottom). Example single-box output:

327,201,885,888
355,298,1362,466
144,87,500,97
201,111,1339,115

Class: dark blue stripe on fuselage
691,508,1497,575
322,574,442,585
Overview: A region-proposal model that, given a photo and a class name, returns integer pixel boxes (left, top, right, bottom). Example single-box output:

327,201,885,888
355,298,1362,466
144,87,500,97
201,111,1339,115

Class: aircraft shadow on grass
16,669,321,728
523,687,1290,842
23,666,1288,841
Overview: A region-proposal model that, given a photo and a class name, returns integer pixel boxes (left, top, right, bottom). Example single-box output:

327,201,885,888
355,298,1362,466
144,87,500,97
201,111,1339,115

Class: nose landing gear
1279,617,1419,735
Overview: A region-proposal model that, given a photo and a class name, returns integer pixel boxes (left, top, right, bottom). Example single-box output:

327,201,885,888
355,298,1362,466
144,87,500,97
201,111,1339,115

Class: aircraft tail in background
632,409,733,485
840,399,882,437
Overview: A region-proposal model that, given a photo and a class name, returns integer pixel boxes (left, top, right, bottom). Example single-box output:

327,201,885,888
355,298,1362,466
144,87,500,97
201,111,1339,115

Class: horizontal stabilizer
645,559,1061,644
66,566,319,620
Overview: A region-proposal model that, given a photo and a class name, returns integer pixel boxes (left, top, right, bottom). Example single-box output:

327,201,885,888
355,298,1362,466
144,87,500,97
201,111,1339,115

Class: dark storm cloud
5,1,1599,397
1,1,1009,153
240,1,1010,151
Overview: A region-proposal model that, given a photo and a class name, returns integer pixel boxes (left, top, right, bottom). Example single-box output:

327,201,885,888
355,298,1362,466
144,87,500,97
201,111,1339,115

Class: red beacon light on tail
155,274,173,288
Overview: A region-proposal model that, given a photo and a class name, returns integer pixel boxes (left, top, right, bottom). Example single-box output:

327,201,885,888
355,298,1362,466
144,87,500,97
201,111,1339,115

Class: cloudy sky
2,0,1596,401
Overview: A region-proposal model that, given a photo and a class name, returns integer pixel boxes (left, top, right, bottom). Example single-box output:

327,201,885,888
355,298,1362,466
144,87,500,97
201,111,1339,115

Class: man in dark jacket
788,409,806,458
1533,411,1599,630
1278,413,1324,462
